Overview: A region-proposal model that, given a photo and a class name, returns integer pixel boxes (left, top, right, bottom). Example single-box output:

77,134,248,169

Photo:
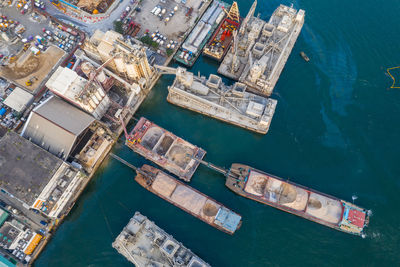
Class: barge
163,66,277,134
218,3,305,96
174,0,230,67
124,117,206,182
112,211,210,267
226,164,369,236
203,2,241,62
135,164,242,235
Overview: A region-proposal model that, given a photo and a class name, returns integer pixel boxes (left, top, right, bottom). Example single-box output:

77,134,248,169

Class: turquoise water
36,0,400,266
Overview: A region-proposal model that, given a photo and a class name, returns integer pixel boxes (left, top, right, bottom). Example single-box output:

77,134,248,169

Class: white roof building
3,87,34,113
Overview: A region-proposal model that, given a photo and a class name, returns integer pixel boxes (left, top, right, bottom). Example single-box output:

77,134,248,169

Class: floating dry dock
156,66,277,134
218,3,305,96
112,211,210,267
124,117,206,182
135,164,242,235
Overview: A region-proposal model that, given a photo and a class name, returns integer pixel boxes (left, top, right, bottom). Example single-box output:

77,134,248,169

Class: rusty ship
135,164,242,235
123,117,206,182
203,2,241,61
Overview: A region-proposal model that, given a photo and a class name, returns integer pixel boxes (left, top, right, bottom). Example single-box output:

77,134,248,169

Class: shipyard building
21,96,113,171
0,131,84,219
84,30,155,90
218,4,305,96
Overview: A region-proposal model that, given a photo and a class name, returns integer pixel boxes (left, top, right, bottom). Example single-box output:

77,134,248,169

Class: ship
122,117,206,182
203,2,241,61
226,164,369,236
112,211,210,267
135,164,242,235
218,2,305,96
174,0,230,67
300,51,309,62
191,158,370,236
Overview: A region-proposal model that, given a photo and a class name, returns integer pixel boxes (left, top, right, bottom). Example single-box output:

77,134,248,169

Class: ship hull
203,18,241,62
136,165,242,235
226,164,369,236
126,117,206,182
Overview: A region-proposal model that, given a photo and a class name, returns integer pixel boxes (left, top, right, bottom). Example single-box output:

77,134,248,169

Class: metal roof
33,95,94,136
0,132,63,206
21,96,94,159
3,87,34,113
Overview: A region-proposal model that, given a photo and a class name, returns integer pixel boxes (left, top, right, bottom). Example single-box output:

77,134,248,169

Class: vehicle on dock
123,117,206,182
135,164,242,234
203,2,241,61
226,164,370,236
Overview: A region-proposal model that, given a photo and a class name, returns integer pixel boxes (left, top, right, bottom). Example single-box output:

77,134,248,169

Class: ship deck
227,164,368,235
127,117,206,181
135,165,242,234
203,18,240,61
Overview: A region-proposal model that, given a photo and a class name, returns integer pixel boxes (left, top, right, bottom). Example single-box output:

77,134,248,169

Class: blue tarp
0,108,6,116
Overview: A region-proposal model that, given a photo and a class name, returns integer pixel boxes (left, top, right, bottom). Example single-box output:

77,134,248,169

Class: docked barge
135,165,242,235
124,117,206,182
203,2,241,61
174,0,230,67
226,164,369,236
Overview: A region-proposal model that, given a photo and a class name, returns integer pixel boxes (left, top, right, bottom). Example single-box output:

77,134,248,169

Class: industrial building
84,30,155,90
0,131,84,219
46,66,111,120
2,87,34,115
21,95,95,161
0,212,42,264
218,3,305,96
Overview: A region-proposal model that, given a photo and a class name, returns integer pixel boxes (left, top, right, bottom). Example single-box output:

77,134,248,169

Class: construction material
135,164,242,234
123,117,206,182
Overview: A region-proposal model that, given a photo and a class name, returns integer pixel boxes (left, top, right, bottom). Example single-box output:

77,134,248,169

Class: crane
239,0,257,35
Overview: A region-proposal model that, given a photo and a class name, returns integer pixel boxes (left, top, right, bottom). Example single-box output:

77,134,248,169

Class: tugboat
300,51,310,62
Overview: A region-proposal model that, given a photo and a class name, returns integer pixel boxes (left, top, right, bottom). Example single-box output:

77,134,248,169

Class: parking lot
131,0,210,50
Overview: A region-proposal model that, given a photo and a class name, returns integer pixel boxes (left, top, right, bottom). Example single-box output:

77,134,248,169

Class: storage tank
81,62,95,79
126,63,139,80
91,94,100,105
96,70,107,83
114,56,126,73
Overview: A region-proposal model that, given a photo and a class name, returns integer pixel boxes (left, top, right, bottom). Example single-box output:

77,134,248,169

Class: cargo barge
226,164,369,236
123,117,206,182
113,211,210,267
203,2,241,61
135,164,242,235
174,0,230,67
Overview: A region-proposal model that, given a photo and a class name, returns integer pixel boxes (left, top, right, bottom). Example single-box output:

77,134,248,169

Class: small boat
300,51,310,62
